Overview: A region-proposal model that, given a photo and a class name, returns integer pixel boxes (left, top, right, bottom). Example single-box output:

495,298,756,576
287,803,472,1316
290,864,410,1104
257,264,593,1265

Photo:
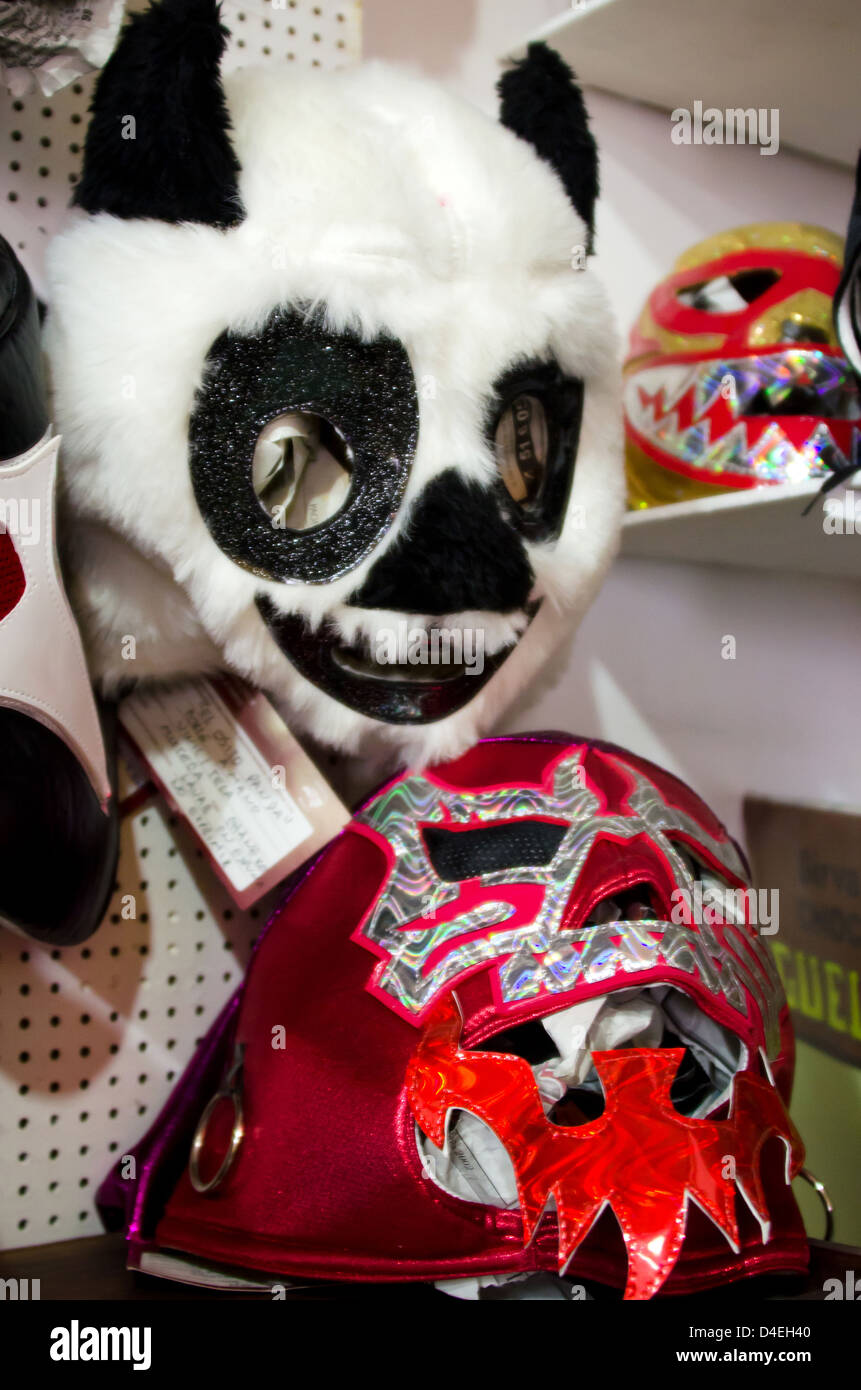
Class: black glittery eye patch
188,310,419,584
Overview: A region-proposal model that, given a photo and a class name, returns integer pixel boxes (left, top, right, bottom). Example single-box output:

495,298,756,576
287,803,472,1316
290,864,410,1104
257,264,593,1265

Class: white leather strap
0,431,111,807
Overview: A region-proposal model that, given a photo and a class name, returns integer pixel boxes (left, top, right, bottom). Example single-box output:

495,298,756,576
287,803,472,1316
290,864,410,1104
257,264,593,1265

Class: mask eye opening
488,361,584,543
251,410,354,533
423,819,567,880
676,267,782,313
494,393,549,508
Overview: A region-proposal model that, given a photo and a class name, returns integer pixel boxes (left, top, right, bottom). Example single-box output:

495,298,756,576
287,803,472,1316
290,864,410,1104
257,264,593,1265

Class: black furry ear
73,0,242,228
498,42,598,252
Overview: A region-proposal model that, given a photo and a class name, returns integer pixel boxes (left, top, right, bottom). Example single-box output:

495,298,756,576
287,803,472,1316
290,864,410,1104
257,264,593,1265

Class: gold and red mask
624,222,860,507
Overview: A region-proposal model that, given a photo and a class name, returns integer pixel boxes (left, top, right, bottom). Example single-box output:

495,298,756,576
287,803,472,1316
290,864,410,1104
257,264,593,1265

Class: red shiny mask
104,734,809,1299
407,992,805,1300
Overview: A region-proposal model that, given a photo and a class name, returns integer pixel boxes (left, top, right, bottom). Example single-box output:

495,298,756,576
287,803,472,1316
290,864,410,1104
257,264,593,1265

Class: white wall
511,96,860,839
363,0,562,112
364,0,861,1243
365,3,858,833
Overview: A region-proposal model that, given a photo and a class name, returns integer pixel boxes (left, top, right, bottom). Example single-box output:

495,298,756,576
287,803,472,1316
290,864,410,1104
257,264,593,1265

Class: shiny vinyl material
408,993,803,1300
352,745,783,1055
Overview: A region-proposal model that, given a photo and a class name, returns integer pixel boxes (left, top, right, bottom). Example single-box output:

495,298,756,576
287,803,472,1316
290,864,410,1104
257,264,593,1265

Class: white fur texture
46,60,623,768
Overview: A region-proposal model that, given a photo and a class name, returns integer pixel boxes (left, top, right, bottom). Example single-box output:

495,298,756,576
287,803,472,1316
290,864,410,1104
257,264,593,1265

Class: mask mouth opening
416,981,744,1211
625,348,860,485
715,350,859,420
332,645,474,684
329,624,500,685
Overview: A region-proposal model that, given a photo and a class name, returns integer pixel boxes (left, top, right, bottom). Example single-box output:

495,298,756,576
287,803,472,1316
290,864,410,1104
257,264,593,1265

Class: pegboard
1,0,362,296
0,777,284,1249
0,0,361,1254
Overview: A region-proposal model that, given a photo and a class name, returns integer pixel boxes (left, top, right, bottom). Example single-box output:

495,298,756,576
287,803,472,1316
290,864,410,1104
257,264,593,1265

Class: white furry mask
45,0,623,768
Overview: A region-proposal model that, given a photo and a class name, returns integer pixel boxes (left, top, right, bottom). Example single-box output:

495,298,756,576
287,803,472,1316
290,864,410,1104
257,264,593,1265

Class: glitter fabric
352,744,783,1055
189,309,418,584
625,348,860,484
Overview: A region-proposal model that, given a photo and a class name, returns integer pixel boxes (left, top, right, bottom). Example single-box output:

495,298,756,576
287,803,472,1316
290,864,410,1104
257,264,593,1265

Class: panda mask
45,0,623,768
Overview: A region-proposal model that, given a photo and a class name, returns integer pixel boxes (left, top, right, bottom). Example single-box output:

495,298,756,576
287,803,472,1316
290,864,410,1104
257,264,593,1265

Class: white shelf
512,0,859,168
620,478,861,580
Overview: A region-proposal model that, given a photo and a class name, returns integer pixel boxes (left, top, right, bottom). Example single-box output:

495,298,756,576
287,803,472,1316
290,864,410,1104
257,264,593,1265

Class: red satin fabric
152,736,808,1294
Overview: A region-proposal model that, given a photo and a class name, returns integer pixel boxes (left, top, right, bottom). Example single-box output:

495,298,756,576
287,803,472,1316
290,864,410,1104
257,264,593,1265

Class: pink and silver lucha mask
45,3,622,766
103,734,808,1299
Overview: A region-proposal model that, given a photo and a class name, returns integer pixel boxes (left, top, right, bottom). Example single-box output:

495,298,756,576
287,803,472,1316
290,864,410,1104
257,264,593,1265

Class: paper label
120,676,350,907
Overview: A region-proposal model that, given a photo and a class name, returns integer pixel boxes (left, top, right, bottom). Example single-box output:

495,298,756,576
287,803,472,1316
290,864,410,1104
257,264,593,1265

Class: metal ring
188,1087,244,1194
799,1166,835,1242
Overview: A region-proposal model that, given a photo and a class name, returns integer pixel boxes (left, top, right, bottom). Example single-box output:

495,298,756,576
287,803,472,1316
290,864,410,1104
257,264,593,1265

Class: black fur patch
74,0,242,227
498,42,599,251
350,469,534,615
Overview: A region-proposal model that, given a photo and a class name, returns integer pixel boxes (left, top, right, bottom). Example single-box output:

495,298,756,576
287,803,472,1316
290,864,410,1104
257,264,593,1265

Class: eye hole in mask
675,267,781,313
189,309,418,584
252,412,353,532
494,394,549,508
489,360,584,543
